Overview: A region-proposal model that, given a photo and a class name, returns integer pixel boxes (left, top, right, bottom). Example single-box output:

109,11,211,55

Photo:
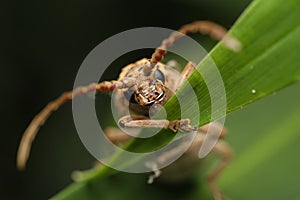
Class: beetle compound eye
124,89,134,101
154,69,165,83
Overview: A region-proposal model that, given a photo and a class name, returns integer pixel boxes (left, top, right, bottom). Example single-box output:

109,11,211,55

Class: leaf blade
52,0,300,199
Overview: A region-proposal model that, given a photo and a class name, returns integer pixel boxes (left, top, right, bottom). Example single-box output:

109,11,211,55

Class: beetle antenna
17,79,133,170
150,20,242,64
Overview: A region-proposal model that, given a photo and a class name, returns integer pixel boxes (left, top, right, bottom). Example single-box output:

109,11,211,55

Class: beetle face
134,78,166,106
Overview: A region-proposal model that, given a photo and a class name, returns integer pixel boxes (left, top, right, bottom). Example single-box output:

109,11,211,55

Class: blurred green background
3,0,300,199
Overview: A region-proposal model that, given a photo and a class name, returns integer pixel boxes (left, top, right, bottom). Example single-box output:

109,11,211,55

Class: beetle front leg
176,61,197,88
118,115,197,132
181,62,196,79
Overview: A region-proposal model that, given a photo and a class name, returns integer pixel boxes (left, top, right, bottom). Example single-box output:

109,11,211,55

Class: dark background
1,0,252,199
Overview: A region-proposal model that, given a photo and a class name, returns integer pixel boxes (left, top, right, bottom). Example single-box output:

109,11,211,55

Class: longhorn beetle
17,21,241,200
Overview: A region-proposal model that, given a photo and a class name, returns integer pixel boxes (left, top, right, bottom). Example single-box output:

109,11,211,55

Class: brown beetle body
17,21,241,200
114,58,181,117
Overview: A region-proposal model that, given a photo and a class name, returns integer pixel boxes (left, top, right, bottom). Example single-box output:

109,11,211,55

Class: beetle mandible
17,21,241,200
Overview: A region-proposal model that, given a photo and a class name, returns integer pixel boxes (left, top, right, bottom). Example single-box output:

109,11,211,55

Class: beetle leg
198,122,227,138
104,127,133,144
72,126,133,181
146,137,195,184
176,62,197,88
118,115,197,132
141,122,232,200
181,62,196,79
185,122,231,200
184,128,232,200
207,139,233,200
145,161,162,184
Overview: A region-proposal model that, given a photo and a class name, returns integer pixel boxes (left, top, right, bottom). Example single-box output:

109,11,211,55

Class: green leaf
52,0,300,199
219,83,300,199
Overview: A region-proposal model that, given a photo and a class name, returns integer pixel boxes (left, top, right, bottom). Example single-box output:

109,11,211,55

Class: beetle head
134,78,166,106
